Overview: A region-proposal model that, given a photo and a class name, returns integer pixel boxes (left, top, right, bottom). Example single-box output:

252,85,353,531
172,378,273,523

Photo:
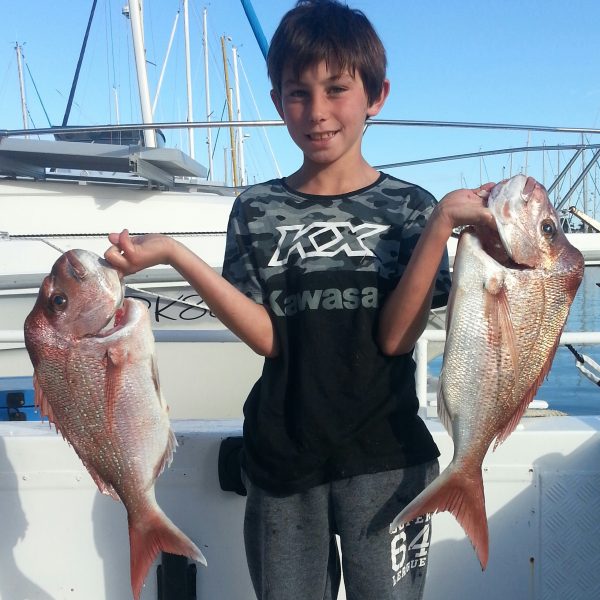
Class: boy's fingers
118,229,132,250
104,245,125,266
475,182,496,198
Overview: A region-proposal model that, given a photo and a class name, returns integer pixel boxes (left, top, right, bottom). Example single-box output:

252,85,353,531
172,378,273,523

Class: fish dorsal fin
154,428,178,480
33,373,59,433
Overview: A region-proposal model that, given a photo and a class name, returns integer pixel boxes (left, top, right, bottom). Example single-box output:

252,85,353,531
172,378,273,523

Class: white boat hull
1,416,599,599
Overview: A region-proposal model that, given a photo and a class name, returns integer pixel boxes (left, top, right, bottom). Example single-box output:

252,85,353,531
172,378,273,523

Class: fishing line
37,238,66,254
25,236,212,310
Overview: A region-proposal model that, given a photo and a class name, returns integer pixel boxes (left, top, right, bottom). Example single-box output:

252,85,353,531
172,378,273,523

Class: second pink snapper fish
390,175,584,568
24,249,206,599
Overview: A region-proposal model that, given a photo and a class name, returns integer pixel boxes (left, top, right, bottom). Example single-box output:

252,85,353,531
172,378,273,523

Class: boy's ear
270,89,285,120
366,79,390,118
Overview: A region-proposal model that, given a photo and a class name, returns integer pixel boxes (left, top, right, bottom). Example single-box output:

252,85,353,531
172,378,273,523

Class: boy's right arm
104,229,278,357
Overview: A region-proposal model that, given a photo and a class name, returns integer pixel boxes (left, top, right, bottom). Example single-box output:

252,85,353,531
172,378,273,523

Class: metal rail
4,327,599,409
3,118,600,139
0,329,240,344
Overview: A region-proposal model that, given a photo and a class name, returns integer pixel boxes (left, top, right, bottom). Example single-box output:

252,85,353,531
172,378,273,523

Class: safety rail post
413,329,600,417
414,337,429,410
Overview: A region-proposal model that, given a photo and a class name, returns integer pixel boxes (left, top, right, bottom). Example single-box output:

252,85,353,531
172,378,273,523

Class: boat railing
3,328,600,409
4,118,600,139
414,330,600,409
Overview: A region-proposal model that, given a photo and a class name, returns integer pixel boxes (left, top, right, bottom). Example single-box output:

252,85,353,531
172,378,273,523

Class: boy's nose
308,95,328,122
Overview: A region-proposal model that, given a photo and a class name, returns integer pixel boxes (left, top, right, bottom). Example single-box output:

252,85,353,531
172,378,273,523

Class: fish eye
541,219,556,238
50,294,68,310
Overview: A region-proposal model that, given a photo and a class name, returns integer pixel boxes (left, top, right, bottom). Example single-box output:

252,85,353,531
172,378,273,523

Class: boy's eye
288,89,307,98
329,86,346,94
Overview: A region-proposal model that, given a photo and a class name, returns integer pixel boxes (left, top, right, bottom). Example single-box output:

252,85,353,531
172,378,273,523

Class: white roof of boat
0,137,208,186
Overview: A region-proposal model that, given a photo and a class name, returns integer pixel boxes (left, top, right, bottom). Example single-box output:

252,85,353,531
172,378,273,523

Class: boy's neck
285,159,380,196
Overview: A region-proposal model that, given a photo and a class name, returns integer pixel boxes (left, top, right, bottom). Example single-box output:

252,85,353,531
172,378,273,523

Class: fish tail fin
129,509,207,600
390,466,489,569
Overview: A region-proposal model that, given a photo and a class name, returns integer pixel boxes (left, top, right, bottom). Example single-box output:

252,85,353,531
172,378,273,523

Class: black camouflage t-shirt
222,172,450,494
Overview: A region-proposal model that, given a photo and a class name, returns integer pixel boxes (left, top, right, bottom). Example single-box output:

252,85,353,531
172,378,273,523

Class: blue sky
1,0,600,205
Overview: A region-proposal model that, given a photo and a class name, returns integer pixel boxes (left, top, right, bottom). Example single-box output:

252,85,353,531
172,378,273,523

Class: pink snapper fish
24,249,206,599
390,175,584,568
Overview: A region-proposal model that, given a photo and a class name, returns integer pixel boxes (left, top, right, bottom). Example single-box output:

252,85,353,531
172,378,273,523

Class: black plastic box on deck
0,377,40,422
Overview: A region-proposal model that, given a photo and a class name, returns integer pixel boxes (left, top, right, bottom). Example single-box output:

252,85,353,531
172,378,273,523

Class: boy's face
272,61,388,169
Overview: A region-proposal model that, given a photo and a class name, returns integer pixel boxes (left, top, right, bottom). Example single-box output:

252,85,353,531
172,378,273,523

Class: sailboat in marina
2,1,600,599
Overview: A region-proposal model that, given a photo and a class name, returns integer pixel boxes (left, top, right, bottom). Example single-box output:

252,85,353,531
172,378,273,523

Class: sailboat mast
221,36,239,187
183,0,195,158
14,43,28,136
203,8,214,179
232,46,246,186
127,0,157,147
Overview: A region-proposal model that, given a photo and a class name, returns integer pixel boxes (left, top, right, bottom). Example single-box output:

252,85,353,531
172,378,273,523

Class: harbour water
428,265,600,416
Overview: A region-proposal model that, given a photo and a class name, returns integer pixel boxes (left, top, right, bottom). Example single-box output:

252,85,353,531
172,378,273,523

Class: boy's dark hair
267,0,387,106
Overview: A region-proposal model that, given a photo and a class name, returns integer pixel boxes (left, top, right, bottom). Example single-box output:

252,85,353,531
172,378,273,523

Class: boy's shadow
0,435,53,599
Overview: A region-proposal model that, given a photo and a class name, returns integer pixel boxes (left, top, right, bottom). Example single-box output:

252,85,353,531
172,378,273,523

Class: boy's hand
435,182,497,233
104,229,174,276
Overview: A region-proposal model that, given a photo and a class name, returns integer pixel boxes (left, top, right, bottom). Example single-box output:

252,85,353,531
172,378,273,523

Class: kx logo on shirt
268,221,390,266
267,221,387,317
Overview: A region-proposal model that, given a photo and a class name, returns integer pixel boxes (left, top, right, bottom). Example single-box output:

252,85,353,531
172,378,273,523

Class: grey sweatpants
243,460,439,600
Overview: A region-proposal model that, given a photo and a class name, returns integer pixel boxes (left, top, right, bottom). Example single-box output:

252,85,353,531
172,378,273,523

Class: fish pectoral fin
496,285,520,383
483,268,505,297
485,278,520,385
104,349,123,433
107,344,129,367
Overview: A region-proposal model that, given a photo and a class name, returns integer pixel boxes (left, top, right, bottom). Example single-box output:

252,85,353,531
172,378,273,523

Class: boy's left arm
377,184,496,356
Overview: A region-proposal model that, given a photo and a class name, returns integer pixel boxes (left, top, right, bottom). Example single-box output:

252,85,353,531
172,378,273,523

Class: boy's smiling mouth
307,131,338,141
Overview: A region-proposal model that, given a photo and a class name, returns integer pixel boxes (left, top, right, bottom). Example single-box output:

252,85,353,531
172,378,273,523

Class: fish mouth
484,174,542,270
96,297,131,338
476,225,528,271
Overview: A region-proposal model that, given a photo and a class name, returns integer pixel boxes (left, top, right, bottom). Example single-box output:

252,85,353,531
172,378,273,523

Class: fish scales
24,249,205,599
390,175,584,569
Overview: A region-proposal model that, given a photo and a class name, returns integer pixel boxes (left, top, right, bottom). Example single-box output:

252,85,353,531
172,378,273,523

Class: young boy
105,1,495,598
